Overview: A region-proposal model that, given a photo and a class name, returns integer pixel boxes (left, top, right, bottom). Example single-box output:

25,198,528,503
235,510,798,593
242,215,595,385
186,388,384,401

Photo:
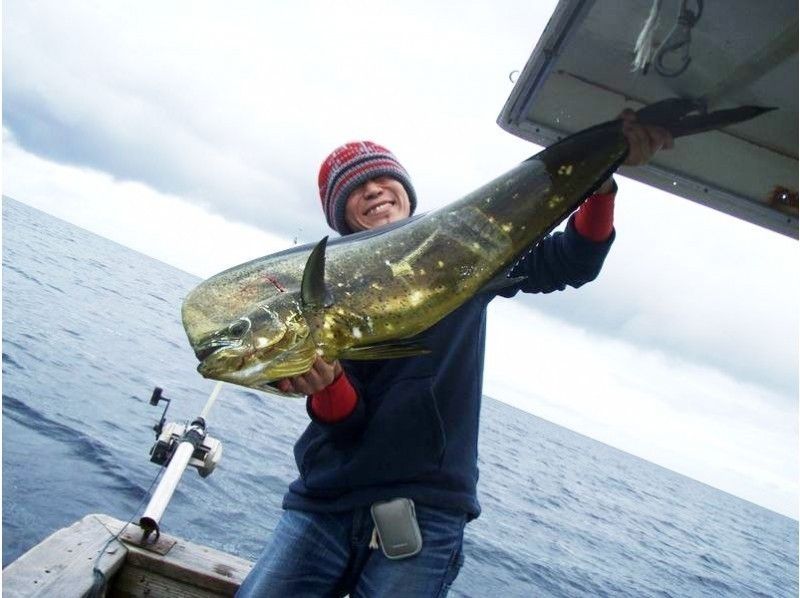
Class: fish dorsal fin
301,236,333,308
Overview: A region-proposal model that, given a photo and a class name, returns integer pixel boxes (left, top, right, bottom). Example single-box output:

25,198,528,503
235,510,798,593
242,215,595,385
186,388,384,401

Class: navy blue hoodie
284,217,614,519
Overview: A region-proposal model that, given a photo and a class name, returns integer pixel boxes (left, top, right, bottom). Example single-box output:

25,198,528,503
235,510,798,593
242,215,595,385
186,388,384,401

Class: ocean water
2,196,797,597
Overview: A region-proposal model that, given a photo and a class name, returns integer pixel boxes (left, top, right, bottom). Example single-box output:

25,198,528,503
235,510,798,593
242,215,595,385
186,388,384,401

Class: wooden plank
97,515,253,595
2,513,128,597
112,563,226,598
3,514,255,597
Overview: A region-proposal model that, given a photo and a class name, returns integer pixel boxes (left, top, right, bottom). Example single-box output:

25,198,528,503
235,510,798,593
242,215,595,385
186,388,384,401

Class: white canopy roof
498,0,798,238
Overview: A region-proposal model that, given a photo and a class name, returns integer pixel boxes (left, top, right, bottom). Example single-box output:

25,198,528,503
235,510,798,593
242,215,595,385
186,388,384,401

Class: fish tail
634,98,775,138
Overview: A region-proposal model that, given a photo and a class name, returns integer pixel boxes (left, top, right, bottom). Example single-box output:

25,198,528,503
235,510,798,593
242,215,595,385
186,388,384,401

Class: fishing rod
138,382,224,542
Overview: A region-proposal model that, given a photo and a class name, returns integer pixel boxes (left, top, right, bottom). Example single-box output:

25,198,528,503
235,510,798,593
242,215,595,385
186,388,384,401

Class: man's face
344,176,411,232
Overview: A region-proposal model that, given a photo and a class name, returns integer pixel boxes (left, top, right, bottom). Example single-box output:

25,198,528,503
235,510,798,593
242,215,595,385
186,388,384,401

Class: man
238,112,672,597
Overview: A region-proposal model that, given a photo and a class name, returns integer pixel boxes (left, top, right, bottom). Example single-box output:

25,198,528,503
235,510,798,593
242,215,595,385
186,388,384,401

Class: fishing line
88,460,167,596
90,381,226,594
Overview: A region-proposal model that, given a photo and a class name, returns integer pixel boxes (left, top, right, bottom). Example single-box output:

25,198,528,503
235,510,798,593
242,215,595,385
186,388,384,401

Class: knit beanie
318,141,417,235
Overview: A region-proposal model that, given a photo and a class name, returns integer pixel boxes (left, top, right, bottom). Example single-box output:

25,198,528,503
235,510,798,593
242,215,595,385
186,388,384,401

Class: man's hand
620,108,674,166
277,357,343,395
597,109,674,194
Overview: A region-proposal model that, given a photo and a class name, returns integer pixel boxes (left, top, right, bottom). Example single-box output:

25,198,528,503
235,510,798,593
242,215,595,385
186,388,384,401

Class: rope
88,463,167,596
632,0,663,74
369,526,380,550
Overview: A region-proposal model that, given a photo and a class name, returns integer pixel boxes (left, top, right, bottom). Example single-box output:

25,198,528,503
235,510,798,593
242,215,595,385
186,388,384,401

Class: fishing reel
148,387,222,478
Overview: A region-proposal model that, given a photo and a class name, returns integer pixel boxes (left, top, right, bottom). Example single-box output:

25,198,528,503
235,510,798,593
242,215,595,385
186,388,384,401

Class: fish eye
228,318,251,337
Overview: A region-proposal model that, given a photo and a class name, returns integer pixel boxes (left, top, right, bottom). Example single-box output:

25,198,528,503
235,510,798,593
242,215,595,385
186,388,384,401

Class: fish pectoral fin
260,382,307,399
302,236,333,308
339,340,431,360
480,270,528,294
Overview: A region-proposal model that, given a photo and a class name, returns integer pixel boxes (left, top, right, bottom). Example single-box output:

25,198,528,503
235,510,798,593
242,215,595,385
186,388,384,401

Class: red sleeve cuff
574,184,616,242
309,372,358,423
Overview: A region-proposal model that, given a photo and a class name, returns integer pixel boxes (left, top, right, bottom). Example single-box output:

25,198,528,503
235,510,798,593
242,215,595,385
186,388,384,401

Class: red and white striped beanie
317,141,417,235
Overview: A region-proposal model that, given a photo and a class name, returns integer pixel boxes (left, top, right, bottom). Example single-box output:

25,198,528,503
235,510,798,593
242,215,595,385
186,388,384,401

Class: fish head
191,292,317,388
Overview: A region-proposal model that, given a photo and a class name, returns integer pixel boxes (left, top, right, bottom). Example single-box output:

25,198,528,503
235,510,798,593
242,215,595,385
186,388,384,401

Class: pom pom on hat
318,141,417,235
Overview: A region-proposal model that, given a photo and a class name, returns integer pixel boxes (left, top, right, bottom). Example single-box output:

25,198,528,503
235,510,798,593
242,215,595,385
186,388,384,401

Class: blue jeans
236,503,466,597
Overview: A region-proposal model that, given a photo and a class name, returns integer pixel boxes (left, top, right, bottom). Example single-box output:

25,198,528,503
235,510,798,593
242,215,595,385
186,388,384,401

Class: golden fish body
181,99,770,392
181,123,628,392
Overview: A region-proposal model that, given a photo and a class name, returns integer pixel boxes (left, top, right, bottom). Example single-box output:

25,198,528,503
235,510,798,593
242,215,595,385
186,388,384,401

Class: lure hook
654,0,704,77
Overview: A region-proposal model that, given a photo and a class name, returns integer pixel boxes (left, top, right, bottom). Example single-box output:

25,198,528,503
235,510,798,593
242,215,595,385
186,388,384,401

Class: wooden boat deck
3,514,253,597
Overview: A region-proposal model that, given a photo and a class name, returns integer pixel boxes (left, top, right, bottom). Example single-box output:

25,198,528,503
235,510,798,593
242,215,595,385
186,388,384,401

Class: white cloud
3,131,290,278
612,179,798,390
485,300,798,518
527,175,799,394
3,0,544,239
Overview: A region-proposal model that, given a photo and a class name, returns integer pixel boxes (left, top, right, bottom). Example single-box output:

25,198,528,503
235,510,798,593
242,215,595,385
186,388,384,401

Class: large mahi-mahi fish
181,99,770,394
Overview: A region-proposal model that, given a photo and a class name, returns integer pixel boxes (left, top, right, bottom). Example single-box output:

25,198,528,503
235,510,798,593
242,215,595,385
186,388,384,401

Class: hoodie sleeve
498,191,616,297
573,184,616,242
308,372,358,423
305,370,368,438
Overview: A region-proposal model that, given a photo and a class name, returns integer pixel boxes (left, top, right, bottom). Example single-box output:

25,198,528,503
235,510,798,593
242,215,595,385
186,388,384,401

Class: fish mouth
197,337,317,387
194,340,238,362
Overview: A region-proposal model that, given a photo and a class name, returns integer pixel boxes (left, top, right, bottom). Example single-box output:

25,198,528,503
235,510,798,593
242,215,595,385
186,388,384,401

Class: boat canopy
498,0,798,238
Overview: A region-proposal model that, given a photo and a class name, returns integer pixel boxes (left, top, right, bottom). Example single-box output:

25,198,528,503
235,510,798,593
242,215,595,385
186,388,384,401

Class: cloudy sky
3,1,797,518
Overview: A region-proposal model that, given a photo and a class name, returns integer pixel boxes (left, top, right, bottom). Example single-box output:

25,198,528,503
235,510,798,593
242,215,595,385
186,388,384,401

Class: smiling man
322,141,417,234
238,126,671,597
344,176,412,231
